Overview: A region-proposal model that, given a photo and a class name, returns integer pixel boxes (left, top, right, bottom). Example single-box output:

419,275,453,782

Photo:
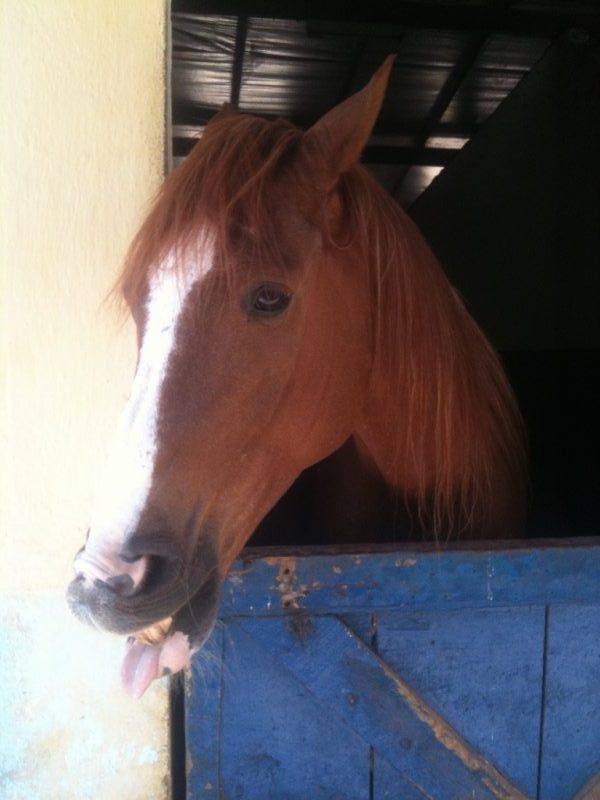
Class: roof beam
392,31,487,197
231,15,248,108
172,110,477,140
172,137,459,167
337,36,370,103
172,1,600,37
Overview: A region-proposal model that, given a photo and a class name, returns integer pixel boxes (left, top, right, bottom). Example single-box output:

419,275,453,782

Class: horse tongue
121,638,161,698
120,631,194,698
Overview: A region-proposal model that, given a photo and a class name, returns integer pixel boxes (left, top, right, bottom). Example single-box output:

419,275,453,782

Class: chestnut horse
67,58,526,696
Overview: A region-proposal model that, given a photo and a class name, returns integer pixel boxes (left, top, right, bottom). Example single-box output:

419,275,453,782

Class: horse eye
247,283,292,317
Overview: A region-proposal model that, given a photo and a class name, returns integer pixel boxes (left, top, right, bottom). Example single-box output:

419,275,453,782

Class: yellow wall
1,0,166,592
0,3,172,798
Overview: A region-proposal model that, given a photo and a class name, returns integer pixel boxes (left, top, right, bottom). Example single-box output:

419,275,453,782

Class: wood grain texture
236,615,529,799
343,607,544,797
186,541,600,799
185,628,223,800
216,621,372,800
539,606,600,799
222,540,600,617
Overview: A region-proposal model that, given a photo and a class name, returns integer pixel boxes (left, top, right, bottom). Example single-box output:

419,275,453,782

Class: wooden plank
186,545,600,797
215,621,373,799
185,627,224,800
573,771,600,800
235,615,531,799
373,750,434,800
344,607,544,798
222,541,600,617
539,606,600,800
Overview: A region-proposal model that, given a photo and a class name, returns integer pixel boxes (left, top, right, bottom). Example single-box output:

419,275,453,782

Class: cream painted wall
1,0,166,592
0,3,173,798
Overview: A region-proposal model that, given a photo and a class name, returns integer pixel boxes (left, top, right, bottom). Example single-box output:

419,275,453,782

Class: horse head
67,57,525,695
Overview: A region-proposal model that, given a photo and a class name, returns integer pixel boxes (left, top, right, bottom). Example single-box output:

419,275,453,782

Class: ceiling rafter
171,1,600,205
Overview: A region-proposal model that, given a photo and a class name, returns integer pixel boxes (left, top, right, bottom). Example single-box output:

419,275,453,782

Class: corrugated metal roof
171,1,599,205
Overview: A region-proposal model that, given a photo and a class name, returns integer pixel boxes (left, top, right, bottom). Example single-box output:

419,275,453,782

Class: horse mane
338,169,527,535
118,112,527,537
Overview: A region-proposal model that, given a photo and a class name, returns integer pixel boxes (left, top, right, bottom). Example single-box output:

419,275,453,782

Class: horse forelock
116,114,305,312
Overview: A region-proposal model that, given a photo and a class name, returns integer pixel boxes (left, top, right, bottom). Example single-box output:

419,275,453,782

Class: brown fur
116,62,526,556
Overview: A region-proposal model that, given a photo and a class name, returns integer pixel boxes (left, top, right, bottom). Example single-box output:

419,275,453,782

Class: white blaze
87,241,214,560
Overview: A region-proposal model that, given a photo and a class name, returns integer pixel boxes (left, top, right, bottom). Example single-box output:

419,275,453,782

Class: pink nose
74,543,149,597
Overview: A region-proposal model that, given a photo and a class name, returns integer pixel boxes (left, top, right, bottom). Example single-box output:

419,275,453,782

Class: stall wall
0,2,172,798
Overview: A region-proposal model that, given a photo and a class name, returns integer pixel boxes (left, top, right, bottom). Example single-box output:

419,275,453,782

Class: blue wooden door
185,542,600,799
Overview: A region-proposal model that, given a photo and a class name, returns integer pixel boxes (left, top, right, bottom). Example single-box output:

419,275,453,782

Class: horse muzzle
66,531,221,636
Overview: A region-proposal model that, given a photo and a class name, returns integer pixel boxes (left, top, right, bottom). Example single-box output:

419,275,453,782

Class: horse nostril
119,535,184,593
103,573,137,597
136,554,179,595
120,552,144,565
74,534,183,608
74,546,150,596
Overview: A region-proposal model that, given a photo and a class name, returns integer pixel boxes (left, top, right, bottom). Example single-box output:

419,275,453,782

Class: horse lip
66,560,220,636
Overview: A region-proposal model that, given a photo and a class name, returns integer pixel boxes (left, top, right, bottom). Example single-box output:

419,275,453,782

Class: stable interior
171,2,600,544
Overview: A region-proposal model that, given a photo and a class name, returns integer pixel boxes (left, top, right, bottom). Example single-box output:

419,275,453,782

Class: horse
67,57,526,697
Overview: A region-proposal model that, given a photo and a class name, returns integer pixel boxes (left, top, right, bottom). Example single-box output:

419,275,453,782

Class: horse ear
301,55,395,190
207,102,235,126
